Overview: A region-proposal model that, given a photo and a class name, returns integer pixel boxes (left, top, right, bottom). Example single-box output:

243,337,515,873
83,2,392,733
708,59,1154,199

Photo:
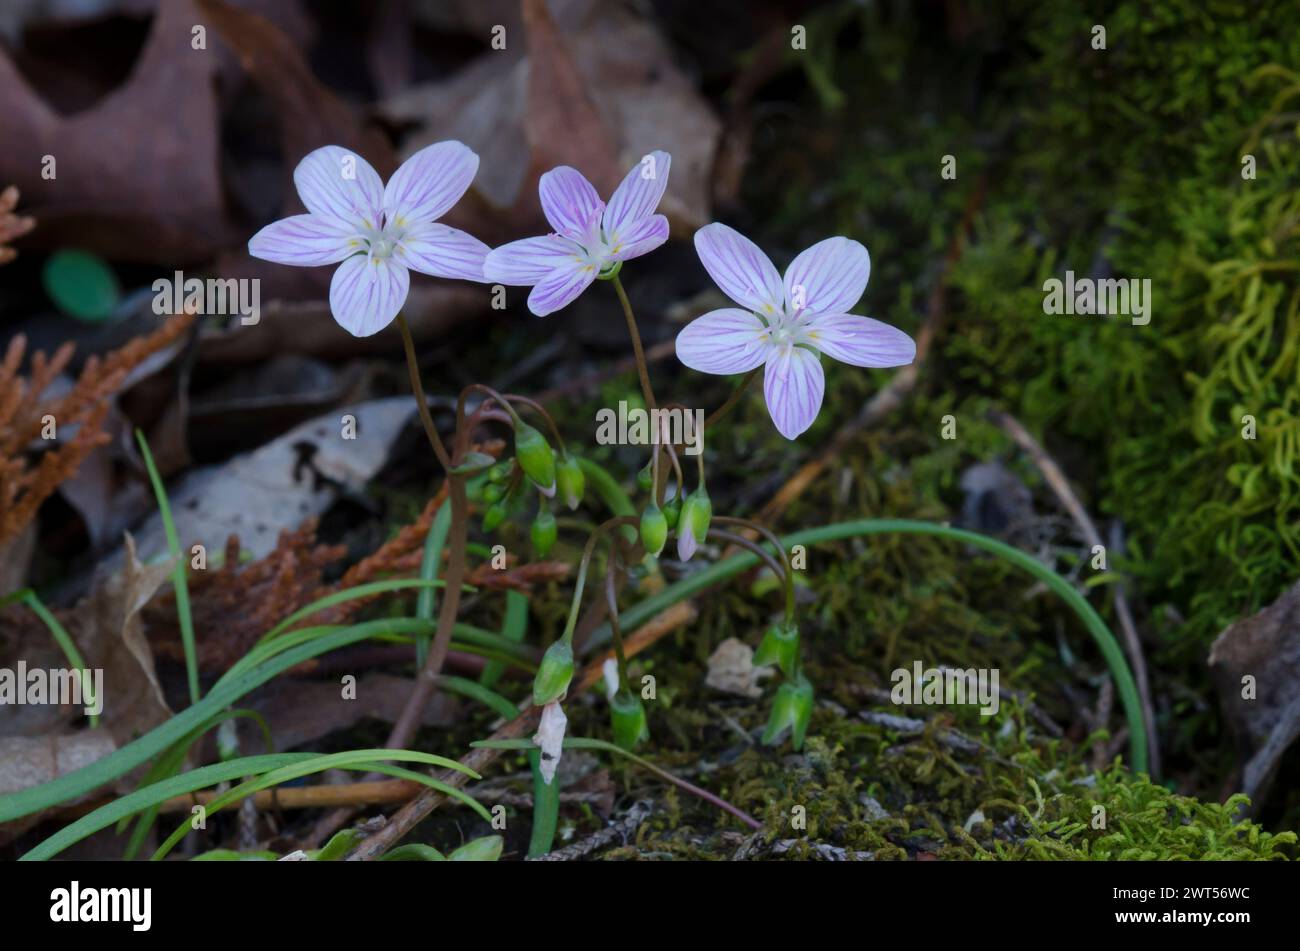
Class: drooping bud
514,421,556,496
662,494,681,529
639,502,668,556
753,622,800,676
610,689,649,750
481,482,504,504
531,504,557,557
487,460,514,483
532,639,574,706
481,501,507,533
675,486,712,561
556,452,585,511
761,675,814,750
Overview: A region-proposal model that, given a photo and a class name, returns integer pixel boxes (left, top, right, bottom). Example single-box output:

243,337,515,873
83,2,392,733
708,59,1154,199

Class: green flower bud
662,495,681,529
761,675,813,750
481,501,507,533
636,461,654,492
482,482,504,504
753,622,800,676
610,689,649,750
487,460,514,483
533,639,574,706
531,505,557,557
639,502,668,556
556,452,585,511
514,422,556,496
675,486,712,561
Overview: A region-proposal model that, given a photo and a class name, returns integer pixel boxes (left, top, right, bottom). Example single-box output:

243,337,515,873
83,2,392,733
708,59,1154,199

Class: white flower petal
675,307,770,375
533,701,568,785
603,150,671,238
763,346,825,440
293,146,384,230
328,253,410,337
484,235,585,285
805,312,916,367
783,237,871,317
248,214,362,267
608,214,668,262
602,657,620,700
527,259,598,317
383,140,479,224
539,166,603,241
693,222,784,315
398,222,491,282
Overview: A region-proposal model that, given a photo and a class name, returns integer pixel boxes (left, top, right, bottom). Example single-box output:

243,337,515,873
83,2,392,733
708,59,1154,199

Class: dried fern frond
0,315,194,544
0,186,35,265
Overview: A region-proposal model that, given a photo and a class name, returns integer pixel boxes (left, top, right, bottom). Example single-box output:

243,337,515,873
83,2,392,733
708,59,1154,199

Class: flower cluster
250,141,916,777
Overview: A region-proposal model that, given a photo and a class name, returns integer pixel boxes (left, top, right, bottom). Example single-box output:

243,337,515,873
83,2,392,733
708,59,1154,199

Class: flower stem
705,367,761,429
604,566,631,689
561,516,639,646
395,315,451,471
611,274,657,411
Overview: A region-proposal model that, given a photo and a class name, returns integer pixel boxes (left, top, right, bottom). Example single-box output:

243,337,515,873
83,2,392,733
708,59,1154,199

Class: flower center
364,221,405,261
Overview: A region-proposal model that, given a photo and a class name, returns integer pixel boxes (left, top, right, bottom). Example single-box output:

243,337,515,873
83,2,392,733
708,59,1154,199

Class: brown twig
987,407,1160,779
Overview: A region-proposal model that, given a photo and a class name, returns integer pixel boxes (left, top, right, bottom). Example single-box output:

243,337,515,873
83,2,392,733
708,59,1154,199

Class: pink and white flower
676,224,916,439
483,152,671,316
248,142,490,337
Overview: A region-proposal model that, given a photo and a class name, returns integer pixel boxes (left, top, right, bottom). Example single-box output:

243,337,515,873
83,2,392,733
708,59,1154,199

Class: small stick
988,407,1160,779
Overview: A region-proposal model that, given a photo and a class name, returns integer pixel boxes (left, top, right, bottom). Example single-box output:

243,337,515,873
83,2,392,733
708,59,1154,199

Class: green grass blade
20,753,317,861
584,518,1149,774
135,429,199,705
256,578,462,645
150,751,485,860
481,589,528,689
0,619,413,824
416,498,452,667
11,588,99,728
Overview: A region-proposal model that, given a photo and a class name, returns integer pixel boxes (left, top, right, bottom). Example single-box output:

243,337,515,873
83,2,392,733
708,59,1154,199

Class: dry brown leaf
0,1,231,262
379,0,719,238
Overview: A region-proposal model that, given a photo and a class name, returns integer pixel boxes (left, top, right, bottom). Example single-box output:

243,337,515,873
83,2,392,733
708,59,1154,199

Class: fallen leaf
0,0,232,262
109,396,418,568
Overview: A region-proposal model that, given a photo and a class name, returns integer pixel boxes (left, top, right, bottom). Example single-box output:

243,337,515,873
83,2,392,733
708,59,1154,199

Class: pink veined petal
248,214,362,267
603,150,671,239
693,222,784,315
675,308,770,375
328,253,411,338
293,146,384,230
763,346,825,440
677,521,698,561
538,166,603,241
608,214,668,262
783,237,871,317
383,140,479,224
527,258,598,317
398,222,491,282
805,313,916,367
484,235,586,284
